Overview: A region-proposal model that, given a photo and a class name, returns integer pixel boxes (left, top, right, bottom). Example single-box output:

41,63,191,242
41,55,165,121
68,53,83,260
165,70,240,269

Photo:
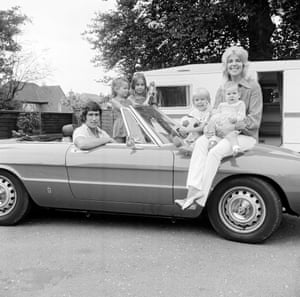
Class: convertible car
0,106,300,243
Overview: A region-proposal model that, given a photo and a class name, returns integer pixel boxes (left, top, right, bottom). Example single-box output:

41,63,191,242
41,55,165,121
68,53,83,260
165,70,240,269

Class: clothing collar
238,78,251,89
83,123,102,133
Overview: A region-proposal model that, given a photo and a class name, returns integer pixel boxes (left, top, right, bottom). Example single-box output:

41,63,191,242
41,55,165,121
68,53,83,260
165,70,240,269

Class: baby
206,81,246,155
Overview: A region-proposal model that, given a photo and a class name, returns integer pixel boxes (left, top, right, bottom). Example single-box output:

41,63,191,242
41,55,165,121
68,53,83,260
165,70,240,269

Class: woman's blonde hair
221,46,256,81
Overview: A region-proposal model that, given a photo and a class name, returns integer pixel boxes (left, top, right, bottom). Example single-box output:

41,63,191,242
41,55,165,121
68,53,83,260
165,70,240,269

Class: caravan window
156,86,190,107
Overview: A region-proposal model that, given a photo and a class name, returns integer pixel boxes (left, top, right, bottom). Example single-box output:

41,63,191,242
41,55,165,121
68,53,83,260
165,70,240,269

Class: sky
1,0,116,95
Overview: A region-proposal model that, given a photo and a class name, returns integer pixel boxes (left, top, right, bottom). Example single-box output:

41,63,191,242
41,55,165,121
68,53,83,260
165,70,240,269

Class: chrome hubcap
219,187,266,233
0,176,17,216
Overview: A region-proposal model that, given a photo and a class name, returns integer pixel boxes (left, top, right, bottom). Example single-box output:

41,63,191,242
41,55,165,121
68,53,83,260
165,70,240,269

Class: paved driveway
1,210,300,297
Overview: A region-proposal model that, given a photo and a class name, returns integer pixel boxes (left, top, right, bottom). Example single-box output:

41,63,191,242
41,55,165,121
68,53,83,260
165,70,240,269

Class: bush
16,112,41,135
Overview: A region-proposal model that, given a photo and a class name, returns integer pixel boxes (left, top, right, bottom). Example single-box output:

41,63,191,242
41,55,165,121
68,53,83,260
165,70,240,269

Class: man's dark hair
80,100,102,123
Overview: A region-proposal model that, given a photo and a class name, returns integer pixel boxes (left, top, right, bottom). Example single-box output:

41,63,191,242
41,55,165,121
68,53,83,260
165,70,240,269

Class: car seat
62,124,76,142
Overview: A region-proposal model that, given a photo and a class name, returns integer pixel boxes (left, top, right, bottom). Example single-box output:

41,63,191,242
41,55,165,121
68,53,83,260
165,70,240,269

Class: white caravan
143,60,300,151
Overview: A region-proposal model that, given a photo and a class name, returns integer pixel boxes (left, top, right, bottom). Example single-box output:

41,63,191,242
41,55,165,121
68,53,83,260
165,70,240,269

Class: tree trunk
244,0,275,60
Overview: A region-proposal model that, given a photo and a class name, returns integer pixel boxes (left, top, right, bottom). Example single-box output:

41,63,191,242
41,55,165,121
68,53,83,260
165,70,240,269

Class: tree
272,0,300,59
1,50,52,109
84,0,300,77
0,6,28,109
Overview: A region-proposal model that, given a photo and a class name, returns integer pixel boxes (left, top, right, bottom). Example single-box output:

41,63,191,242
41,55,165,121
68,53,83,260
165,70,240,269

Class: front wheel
207,177,282,243
0,171,31,225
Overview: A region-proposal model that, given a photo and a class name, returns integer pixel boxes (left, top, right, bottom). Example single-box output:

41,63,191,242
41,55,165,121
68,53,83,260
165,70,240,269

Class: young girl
128,72,157,106
111,77,132,143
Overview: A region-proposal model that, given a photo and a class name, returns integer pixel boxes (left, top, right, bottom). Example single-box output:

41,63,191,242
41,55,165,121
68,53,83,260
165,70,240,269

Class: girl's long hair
130,72,147,97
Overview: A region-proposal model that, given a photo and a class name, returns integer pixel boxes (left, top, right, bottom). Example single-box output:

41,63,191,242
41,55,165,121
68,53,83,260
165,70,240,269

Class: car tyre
207,177,282,243
0,171,31,225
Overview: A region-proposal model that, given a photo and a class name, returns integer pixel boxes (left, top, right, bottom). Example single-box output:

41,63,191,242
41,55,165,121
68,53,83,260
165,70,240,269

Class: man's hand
106,137,115,143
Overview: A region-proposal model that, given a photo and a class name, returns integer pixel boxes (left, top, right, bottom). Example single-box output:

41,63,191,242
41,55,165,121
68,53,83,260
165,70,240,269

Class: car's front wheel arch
207,176,282,243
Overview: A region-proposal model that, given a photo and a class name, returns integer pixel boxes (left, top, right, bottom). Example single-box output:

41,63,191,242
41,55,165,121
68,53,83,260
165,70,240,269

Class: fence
0,110,115,139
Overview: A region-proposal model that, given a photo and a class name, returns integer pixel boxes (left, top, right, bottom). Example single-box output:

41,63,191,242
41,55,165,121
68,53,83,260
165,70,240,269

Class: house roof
13,82,66,104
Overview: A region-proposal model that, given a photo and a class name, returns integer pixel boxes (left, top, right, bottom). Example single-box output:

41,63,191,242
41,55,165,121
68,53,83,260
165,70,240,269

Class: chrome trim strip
173,185,187,190
69,180,172,188
22,177,173,189
22,178,68,183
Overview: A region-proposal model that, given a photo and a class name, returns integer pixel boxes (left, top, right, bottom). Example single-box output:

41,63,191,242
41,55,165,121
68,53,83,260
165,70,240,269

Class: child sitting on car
176,88,211,151
205,81,246,155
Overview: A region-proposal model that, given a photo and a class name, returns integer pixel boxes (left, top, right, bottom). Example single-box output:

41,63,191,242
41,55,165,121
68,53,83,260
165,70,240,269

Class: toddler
177,88,211,152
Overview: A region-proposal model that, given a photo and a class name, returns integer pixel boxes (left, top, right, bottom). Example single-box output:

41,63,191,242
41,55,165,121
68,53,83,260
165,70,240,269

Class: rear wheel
207,177,282,243
0,171,31,225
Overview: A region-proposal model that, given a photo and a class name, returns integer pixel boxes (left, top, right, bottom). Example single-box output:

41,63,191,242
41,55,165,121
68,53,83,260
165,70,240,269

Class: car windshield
134,106,181,145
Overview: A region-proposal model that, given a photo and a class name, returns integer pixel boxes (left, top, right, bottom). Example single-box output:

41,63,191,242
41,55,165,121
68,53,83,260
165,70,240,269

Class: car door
66,108,174,206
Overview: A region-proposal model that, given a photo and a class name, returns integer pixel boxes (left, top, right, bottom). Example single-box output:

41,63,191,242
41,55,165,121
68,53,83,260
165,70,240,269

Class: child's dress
112,98,132,141
128,94,146,106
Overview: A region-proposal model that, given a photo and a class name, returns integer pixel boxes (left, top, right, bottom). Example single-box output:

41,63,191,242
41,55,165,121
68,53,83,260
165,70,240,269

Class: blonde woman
175,46,263,210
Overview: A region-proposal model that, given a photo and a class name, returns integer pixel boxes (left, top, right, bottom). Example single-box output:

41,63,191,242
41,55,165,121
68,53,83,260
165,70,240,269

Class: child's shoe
208,139,218,150
232,145,242,156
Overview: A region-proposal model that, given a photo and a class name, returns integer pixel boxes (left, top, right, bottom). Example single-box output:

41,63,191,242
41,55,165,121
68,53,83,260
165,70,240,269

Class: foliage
272,0,300,59
84,0,300,77
61,91,83,112
62,90,111,111
15,112,41,135
0,7,30,110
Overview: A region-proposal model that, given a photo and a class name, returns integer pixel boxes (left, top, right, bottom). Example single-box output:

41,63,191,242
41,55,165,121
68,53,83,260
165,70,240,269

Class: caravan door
282,69,300,152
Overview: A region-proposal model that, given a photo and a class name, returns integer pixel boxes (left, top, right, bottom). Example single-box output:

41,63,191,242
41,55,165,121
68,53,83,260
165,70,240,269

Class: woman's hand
215,122,236,138
235,120,246,130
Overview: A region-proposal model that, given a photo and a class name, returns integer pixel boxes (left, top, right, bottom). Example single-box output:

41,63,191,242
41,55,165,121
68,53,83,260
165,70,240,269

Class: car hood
248,143,300,160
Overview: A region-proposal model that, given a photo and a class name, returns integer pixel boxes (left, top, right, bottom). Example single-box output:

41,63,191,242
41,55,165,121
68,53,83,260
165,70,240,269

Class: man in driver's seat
73,101,114,150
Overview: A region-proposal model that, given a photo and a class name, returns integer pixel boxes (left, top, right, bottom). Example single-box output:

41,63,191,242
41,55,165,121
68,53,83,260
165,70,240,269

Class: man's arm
74,135,114,150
